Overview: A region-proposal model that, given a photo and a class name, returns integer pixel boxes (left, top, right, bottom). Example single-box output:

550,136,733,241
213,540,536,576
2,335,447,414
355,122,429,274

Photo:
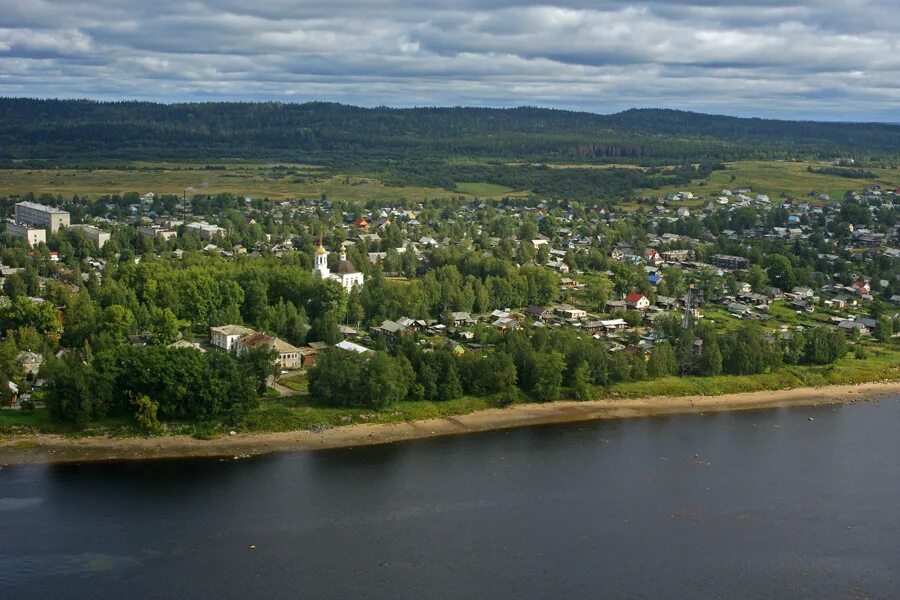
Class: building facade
209,324,256,351
6,221,46,247
14,201,70,232
69,224,111,248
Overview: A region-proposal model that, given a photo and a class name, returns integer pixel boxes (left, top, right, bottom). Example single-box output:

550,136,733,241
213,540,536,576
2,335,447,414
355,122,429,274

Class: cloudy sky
1,0,898,121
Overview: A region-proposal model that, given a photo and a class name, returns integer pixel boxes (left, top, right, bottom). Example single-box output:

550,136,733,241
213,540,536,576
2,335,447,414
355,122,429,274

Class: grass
5,159,893,205
0,163,471,201
239,394,498,433
279,374,309,393
455,181,516,196
601,348,900,399
641,160,898,202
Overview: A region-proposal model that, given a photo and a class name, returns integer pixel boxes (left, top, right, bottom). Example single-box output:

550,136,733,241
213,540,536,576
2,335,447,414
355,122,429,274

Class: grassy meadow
3,159,895,205
0,163,469,202
641,160,899,202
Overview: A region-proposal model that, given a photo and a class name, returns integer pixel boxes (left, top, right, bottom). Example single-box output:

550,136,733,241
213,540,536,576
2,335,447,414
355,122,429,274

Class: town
0,176,897,430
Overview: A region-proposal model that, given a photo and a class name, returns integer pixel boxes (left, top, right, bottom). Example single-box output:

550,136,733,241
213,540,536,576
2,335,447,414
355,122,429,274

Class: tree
588,276,614,311
876,316,894,343
134,395,161,434
100,305,135,341
648,342,678,378
533,351,565,401
764,254,795,291
801,327,847,365
309,348,364,407
239,345,280,394
359,353,414,409
149,307,180,345
44,354,113,425
747,264,768,292
571,361,593,400
310,313,341,345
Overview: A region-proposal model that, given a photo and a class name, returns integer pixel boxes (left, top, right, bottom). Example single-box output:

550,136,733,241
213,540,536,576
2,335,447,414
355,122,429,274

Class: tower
313,242,330,278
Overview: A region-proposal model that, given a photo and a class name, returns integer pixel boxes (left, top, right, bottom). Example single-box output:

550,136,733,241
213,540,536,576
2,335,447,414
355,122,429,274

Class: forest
2,99,900,167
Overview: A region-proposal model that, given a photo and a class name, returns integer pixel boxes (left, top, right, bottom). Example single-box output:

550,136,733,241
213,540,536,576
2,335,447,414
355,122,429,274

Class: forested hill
1,98,899,164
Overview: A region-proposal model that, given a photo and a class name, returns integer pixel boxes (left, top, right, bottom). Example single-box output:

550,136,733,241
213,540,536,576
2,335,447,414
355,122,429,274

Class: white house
210,324,256,352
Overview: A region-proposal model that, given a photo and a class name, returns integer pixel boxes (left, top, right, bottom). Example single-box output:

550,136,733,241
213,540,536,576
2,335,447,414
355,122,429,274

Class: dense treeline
309,319,849,410
43,345,265,425
2,99,899,167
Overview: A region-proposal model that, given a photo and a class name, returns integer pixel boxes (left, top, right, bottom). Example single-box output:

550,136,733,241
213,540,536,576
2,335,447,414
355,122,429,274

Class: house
299,346,320,368
448,312,477,327
853,280,871,295
727,302,751,317
375,319,408,341
17,352,43,376
235,332,303,370
525,305,552,321
554,304,588,320
837,320,870,336
336,340,373,354
625,292,650,311
492,317,520,331
584,319,628,336
210,325,256,351
645,248,662,265
709,254,750,270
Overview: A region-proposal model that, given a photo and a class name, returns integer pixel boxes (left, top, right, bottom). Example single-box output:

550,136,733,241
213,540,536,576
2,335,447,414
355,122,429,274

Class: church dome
337,259,357,274
315,244,327,255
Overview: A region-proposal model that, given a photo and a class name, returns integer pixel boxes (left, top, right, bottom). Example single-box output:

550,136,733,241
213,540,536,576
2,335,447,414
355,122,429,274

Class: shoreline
2,381,899,466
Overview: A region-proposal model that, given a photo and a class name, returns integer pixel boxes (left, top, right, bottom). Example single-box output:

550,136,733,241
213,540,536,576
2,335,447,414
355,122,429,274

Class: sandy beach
1,381,898,465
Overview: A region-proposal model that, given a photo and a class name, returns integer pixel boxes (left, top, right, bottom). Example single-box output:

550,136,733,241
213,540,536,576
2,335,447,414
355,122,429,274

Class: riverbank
1,380,898,465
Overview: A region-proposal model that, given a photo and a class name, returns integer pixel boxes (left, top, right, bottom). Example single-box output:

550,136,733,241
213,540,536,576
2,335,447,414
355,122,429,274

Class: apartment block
69,224,111,248
6,220,46,247
14,201,70,232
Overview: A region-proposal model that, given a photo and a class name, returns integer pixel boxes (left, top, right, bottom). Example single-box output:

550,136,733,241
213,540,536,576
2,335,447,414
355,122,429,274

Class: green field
3,159,895,204
454,181,517,196
641,160,899,202
0,163,471,202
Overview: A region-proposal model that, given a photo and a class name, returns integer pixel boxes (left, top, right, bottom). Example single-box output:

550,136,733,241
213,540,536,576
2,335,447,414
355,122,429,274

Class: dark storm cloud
0,0,897,120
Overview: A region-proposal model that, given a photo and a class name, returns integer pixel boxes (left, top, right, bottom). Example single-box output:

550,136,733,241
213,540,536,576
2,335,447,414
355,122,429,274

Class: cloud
0,0,897,120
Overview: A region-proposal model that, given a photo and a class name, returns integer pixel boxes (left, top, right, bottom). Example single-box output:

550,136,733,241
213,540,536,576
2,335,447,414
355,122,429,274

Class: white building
69,224,111,248
137,225,177,241
14,201,70,232
6,221,46,247
186,221,226,240
209,324,256,352
235,331,303,370
312,243,364,292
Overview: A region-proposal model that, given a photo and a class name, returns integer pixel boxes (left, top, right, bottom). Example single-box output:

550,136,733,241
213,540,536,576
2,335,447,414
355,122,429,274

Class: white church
312,242,364,292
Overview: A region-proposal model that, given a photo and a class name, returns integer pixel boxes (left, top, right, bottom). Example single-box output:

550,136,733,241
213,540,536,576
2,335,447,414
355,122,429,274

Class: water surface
2,398,899,599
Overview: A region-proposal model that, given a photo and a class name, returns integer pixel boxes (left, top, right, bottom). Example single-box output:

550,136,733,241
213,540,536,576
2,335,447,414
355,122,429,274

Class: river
2,398,899,599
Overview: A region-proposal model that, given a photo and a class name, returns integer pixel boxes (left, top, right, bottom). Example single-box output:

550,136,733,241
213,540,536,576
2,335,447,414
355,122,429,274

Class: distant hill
1,98,898,165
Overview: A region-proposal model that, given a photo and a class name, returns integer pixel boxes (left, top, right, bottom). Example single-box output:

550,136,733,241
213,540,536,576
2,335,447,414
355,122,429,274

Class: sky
1,0,898,121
